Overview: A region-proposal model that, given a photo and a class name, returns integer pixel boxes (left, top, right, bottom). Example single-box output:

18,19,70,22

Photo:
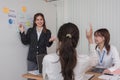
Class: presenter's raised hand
19,24,25,33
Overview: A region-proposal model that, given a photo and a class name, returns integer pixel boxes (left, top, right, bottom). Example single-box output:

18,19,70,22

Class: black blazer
20,27,53,63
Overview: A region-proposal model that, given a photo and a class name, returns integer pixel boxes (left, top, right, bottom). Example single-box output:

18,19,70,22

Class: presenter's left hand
49,36,56,42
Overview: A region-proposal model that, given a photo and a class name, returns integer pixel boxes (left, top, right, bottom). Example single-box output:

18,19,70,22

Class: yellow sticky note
26,21,30,26
22,6,27,12
3,7,9,13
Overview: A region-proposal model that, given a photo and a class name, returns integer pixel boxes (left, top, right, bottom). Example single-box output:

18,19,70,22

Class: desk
86,71,102,80
23,72,102,80
22,73,43,80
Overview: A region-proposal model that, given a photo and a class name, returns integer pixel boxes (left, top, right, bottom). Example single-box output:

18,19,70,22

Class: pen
104,73,113,76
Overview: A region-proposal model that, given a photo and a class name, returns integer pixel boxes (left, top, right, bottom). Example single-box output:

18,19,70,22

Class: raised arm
86,24,98,66
86,24,93,44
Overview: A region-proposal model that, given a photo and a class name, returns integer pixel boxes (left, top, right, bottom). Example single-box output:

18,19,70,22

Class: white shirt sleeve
42,54,62,80
89,44,99,66
42,56,48,80
108,46,120,72
74,44,98,80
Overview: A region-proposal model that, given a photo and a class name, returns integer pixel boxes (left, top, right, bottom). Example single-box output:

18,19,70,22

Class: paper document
99,74,120,80
28,70,39,75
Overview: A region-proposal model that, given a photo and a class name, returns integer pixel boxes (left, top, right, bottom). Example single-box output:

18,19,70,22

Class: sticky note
22,6,27,12
3,7,9,13
8,19,13,24
26,21,31,26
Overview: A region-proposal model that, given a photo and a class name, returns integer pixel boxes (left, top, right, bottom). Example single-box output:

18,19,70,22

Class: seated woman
42,23,98,80
86,24,120,74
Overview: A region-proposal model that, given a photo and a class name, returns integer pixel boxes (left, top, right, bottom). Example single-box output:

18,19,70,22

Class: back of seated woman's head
57,22,79,80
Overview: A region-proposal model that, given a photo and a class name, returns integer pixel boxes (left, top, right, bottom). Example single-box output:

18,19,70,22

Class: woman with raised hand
86,24,120,74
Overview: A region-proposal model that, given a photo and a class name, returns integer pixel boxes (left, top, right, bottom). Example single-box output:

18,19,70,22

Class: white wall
0,0,56,80
57,0,120,54
1,0,120,79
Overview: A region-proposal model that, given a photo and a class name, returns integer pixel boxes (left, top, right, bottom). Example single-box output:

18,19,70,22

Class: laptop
36,54,46,74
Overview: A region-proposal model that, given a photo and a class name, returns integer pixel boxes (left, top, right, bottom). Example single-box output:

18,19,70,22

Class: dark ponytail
57,23,79,80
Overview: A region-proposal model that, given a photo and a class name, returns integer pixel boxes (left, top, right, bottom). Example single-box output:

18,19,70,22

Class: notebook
90,67,106,73
36,54,46,74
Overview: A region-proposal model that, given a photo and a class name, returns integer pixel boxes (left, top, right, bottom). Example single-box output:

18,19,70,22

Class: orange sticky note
3,7,9,13
22,6,27,12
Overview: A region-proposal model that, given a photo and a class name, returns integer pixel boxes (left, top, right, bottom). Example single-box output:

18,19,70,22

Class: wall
57,0,120,54
0,0,56,80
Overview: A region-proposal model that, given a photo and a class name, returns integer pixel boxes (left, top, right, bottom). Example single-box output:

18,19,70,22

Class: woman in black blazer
19,13,55,73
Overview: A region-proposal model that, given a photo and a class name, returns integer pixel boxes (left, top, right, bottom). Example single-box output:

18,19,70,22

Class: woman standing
19,13,55,72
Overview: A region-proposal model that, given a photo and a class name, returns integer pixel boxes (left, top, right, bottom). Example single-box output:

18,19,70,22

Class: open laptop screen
36,54,46,73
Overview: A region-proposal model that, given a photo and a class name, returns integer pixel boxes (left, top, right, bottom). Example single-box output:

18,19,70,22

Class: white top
42,44,98,80
36,27,43,40
95,45,120,72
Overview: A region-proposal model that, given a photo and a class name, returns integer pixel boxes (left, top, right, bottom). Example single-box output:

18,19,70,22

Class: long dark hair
57,23,79,80
94,28,110,54
33,13,47,32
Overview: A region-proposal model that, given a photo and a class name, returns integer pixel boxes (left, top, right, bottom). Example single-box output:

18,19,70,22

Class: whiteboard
0,0,56,80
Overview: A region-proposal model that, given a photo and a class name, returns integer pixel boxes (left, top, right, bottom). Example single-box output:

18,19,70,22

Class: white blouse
36,27,43,40
95,45,120,72
42,44,98,80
